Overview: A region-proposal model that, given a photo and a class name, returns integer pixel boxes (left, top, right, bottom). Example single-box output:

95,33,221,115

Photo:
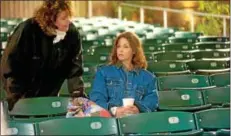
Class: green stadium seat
144,52,154,61
174,31,202,38
216,129,230,136
168,37,198,44
158,90,211,111
202,86,230,107
87,45,112,56
6,121,36,135
209,72,230,87
157,75,212,91
153,51,194,62
118,111,203,135
82,40,105,54
83,63,98,76
198,36,229,43
163,43,198,52
83,52,110,64
82,30,99,41
195,108,230,136
142,44,165,53
186,60,230,74
195,42,230,51
36,117,119,135
192,50,230,61
143,37,167,46
10,97,70,118
148,61,190,76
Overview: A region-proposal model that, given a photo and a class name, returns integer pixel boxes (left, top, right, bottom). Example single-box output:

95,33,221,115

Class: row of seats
6,107,230,136
73,72,230,96
83,59,230,76
7,86,229,121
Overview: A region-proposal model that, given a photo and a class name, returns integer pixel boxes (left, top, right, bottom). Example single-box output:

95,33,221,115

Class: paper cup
122,98,135,106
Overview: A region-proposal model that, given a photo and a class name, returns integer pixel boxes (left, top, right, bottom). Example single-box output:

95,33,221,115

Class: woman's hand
115,105,139,118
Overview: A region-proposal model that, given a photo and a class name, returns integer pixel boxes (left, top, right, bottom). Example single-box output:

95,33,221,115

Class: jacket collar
115,62,140,75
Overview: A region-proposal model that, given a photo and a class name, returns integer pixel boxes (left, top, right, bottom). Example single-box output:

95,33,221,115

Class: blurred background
1,1,230,36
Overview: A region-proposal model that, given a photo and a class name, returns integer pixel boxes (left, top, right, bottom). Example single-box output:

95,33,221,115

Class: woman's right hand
115,106,139,118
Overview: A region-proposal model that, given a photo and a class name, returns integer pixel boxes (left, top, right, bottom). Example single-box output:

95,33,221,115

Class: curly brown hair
34,0,72,36
109,31,147,69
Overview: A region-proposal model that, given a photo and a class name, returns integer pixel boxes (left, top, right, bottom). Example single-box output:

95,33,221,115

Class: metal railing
117,3,230,36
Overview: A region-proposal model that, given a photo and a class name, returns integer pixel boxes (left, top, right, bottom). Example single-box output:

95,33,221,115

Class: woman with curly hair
1,0,84,110
89,32,159,118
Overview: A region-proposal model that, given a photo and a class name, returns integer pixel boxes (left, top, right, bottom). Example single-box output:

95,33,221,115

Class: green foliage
195,1,230,36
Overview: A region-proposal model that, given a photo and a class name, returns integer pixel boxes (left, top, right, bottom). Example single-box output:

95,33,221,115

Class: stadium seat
209,72,230,87
174,31,202,38
83,63,98,76
157,75,212,91
195,108,230,136
197,36,229,43
144,52,154,61
195,42,230,51
148,61,190,76
142,44,165,53
163,43,198,52
158,90,211,111
6,121,36,135
87,45,112,56
82,40,105,54
83,53,110,64
10,97,70,119
36,117,119,135
118,111,203,135
143,37,167,46
168,37,198,44
153,51,194,62
186,60,230,74
202,86,230,107
192,50,230,61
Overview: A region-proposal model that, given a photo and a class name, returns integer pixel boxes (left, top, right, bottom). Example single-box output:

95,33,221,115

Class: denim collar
114,62,140,75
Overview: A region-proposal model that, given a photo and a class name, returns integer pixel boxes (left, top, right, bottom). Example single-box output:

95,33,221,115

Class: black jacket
1,18,84,99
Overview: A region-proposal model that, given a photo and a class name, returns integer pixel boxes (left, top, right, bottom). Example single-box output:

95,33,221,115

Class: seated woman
89,32,159,118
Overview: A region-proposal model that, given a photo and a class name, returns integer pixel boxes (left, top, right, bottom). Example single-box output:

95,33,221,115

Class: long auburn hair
34,0,72,36
109,31,147,69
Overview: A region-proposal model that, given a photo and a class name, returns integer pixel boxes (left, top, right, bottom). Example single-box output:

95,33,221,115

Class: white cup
122,98,135,107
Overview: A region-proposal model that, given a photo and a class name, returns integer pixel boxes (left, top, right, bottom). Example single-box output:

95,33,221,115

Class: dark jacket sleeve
1,21,32,95
0,20,33,110
66,23,84,97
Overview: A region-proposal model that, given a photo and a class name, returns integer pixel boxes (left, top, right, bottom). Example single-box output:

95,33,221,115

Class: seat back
202,86,230,107
195,108,230,131
10,97,70,117
157,75,211,90
209,72,230,87
148,61,190,76
7,121,36,135
36,117,119,135
118,111,200,135
158,90,208,111
153,51,194,62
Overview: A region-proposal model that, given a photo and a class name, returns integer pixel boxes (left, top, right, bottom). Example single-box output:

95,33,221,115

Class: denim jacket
89,64,159,112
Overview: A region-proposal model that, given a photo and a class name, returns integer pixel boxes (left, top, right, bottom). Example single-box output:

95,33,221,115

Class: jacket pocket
106,78,122,99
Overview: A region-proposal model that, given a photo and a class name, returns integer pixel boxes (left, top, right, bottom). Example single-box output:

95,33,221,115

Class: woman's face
116,37,134,64
55,10,70,32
